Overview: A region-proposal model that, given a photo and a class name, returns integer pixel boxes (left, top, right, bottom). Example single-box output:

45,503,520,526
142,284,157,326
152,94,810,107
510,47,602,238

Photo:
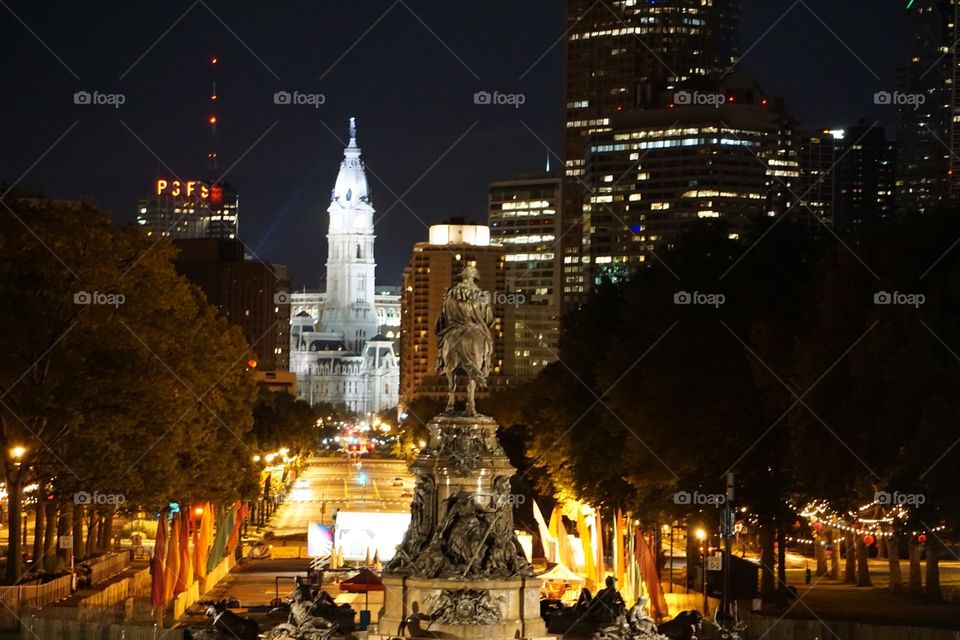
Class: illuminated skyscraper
488,173,561,303
562,0,743,303
400,223,506,405
798,129,840,228
489,173,561,379
836,122,897,232
577,74,797,287
897,0,958,214
137,179,239,239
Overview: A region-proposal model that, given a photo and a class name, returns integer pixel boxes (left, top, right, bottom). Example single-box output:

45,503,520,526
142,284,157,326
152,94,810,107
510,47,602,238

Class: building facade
836,122,897,232
576,77,796,287
400,223,507,405
173,238,290,372
291,288,400,343
798,129,840,227
897,0,958,214
488,174,561,379
289,119,399,414
562,0,744,304
138,179,239,240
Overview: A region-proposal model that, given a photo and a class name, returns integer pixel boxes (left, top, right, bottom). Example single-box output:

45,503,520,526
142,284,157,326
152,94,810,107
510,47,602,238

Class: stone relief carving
423,588,504,625
435,423,505,475
384,474,435,573
388,488,532,579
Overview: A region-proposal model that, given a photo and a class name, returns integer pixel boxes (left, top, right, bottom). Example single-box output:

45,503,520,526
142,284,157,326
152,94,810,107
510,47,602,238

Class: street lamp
695,528,708,615
662,523,676,593
8,447,26,557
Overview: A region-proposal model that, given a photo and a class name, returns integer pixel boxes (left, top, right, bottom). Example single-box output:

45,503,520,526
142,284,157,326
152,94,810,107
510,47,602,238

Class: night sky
1,1,906,288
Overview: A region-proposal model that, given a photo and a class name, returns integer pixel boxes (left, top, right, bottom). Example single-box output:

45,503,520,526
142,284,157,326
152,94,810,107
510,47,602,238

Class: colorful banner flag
163,513,180,603
615,509,625,591
595,508,605,585
225,500,247,556
194,502,212,580
576,511,596,585
532,499,554,561
549,506,575,570
150,512,167,608
207,504,231,574
176,508,192,595
637,531,669,620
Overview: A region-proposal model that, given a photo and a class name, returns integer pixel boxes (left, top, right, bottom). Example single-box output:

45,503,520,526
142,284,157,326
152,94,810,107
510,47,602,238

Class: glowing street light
9,446,26,460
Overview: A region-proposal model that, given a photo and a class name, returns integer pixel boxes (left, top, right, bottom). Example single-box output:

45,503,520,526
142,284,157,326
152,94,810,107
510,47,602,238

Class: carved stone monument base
372,575,548,639
372,413,553,639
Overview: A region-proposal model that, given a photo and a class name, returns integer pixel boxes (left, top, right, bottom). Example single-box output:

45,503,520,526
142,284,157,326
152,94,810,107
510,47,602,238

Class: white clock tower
321,117,379,352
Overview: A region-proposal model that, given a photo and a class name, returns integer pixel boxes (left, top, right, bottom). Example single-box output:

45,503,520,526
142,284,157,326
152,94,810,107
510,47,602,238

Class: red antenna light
211,56,218,65
209,115,217,125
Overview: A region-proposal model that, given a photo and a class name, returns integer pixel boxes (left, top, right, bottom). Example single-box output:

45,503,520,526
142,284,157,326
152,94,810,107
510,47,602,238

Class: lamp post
661,523,676,593
695,527,707,615
8,446,26,577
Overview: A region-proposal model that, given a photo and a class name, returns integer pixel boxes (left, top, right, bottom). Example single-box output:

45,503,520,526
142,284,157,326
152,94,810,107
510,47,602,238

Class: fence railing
88,551,131,586
20,615,184,640
0,575,73,629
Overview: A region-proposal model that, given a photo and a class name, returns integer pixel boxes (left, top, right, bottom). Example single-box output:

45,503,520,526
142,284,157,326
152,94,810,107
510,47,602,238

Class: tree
251,387,325,457
0,197,259,581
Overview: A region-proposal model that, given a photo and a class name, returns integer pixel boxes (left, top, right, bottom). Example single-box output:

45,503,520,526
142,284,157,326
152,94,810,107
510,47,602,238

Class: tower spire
348,116,357,148
207,55,219,175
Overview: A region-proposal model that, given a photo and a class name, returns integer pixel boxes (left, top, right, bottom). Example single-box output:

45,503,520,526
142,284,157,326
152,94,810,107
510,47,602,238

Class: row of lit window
594,137,761,153
613,126,756,141
505,253,554,262
499,200,553,211
567,118,611,128
498,234,556,244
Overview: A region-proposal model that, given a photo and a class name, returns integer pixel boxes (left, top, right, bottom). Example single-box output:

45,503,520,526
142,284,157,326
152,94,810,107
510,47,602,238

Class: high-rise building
562,0,744,304
489,173,561,303
836,122,897,232
400,223,506,405
488,173,561,379
289,119,399,414
897,0,957,214
137,179,239,240
576,76,797,286
798,129,841,227
173,238,290,372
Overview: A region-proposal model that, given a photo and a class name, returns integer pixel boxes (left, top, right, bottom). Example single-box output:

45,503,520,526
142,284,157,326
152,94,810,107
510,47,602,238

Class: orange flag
615,509,626,589
226,501,248,555
637,532,669,620
550,507,576,570
595,508,605,585
150,512,167,608
194,502,211,579
163,513,180,603
177,507,193,593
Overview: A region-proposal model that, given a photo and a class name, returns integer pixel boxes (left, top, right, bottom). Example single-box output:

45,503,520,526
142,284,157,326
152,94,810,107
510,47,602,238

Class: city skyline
1,1,909,287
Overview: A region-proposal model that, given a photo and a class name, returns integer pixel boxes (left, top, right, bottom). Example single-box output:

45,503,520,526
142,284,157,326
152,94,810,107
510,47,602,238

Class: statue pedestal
371,413,551,639
374,575,547,639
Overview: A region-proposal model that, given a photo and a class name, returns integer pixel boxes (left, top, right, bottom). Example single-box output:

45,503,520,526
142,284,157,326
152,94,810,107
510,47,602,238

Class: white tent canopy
537,562,586,583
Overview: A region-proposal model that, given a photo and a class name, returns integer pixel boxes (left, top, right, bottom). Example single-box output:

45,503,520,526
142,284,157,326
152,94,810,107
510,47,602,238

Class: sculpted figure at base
436,266,494,416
